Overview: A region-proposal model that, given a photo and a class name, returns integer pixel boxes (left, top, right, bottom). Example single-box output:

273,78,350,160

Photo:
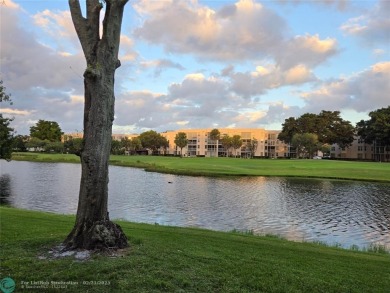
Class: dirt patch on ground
38,244,130,261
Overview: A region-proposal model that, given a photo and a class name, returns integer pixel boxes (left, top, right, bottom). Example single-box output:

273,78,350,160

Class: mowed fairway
111,155,390,182
1,207,390,293
12,152,390,182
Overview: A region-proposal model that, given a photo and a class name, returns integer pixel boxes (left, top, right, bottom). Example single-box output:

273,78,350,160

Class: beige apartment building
62,128,290,158
331,136,388,161
162,129,388,160
331,136,372,160
62,128,387,161
160,128,291,158
62,132,137,142
62,132,84,142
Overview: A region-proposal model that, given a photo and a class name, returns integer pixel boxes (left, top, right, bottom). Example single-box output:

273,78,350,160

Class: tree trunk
64,0,128,250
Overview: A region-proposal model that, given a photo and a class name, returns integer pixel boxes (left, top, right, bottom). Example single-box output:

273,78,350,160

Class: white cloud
1,108,32,116
233,111,266,123
1,5,85,91
256,102,302,125
134,0,339,72
120,35,138,62
276,0,351,11
1,0,386,136
114,91,169,129
140,58,185,77
33,9,75,38
340,0,390,45
184,73,206,81
227,63,317,97
0,3,86,134
301,61,390,113
70,95,84,104
2,0,19,9
373,48,386,56
114,74,252,131
134,0,288,61
284,65,314,84
274,34,338,69
113,65,317,132
0,3,140,134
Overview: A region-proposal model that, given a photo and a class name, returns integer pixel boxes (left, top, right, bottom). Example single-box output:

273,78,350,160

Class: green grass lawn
12,152,390,182
1,207,389,292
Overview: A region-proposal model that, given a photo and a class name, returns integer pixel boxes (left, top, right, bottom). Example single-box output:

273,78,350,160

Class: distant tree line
2,123,172,156
278,108,390,159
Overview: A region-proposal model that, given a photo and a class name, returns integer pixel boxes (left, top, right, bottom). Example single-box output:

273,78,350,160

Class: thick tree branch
106,0,128,7
69,0,102,65
100,0,128,67
86,0,102,47
69,0,88,56
120,0,129,7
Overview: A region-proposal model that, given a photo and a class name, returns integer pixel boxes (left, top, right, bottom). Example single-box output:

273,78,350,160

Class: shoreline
9,152,390,183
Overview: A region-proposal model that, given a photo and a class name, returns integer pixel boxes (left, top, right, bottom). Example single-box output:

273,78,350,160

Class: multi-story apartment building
62,128,387,161
160,128,289,158
331,136,388,161
330,136,372,160
61,132,84,142
62,132,137,142
63,128,289,158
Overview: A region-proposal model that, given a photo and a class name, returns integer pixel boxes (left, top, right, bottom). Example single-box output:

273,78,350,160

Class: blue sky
1,0,389,135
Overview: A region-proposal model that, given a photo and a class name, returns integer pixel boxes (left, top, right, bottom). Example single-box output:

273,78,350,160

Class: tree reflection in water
0,174,12,205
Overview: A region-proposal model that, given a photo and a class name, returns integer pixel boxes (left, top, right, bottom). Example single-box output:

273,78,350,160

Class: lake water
1,160,389,250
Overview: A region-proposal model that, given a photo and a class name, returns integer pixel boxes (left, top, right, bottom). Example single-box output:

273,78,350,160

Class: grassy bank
11,152,390,182
1,207,389,292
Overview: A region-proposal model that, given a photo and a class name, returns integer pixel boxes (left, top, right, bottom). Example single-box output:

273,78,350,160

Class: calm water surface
1,160,389,250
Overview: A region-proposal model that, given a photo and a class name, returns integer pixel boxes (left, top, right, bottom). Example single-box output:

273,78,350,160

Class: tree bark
64,0,128,250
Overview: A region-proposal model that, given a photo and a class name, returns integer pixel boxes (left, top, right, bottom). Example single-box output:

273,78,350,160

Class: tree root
64,220,128,251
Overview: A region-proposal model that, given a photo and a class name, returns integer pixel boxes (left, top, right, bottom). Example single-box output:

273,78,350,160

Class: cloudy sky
1,0,389,135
